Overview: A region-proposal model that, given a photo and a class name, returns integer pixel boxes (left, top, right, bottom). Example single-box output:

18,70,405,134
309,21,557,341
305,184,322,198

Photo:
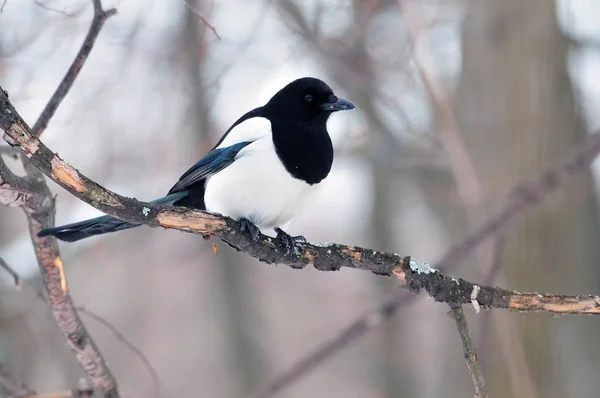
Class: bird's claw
275,227,305,256
240,218,262,243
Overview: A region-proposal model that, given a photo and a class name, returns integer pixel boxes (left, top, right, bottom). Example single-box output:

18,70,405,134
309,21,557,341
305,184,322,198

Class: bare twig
31,0,118,137
0,0,6,13
249,130,600,395
0,185,35,195
0,153,34,207
0,146,19,156
77,307,161,398
0,363,36,397
0,256,20,287
0,1,121,395
2,263,152,398
34,0,80,17
402,1,484,211
252,299,401,398
21,382,95,398
437,130,600,272
184,1,221,40
450,306,488,398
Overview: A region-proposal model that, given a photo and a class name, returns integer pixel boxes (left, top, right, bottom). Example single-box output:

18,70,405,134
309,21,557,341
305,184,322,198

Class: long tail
38,191,189,242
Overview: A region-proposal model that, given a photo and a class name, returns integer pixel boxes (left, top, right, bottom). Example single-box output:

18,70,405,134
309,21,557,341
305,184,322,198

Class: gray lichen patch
409,258,437,274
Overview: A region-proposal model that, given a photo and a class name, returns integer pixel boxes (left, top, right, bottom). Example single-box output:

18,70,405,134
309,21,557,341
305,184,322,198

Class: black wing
168,141,253,194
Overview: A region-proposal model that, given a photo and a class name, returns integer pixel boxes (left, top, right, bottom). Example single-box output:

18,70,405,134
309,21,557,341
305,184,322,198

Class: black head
262,77,355,123
255,78,355,185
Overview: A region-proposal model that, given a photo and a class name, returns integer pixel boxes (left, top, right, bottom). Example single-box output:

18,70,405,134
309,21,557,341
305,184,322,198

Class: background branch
251,128,600,396
31,1,117,137
0,363,36,397
450,306,488,398
0,256,20,286
0,0,120,396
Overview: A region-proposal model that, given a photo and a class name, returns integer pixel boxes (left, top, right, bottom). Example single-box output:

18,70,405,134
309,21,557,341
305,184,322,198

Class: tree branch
252,128,600,397
3,4,600,393
3,86,600,314
0,363,95,398
184,0,221,40
0,363,36,397
251,298,402,398
0,256,20,287
5,82,600,398
31,1,117,137
0,1,120,396
450,306,488,398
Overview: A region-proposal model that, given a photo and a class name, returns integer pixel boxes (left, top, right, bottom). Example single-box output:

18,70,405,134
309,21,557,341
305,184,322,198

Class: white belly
204,137,317,229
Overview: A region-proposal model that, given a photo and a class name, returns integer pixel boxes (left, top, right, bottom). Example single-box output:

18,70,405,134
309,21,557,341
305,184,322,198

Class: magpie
38,77,355,250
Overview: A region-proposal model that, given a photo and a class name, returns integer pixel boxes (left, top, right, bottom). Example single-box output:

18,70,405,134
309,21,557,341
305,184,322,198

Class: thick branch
2,154,120,396
0,1,120,395
450,306,488,398
3,88,600,316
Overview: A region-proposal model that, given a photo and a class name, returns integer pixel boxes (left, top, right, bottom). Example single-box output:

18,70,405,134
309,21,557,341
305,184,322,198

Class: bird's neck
271,117,334,185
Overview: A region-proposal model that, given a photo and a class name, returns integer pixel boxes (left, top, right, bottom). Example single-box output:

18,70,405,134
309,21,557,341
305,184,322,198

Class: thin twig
34,0,79,17
436,129,600,272
252,299,401,398
0,154,34,207
31,1,118,137
450,306,488,398
0,0,6,13
402,1,484,211
20,382,95,398
0,256,20,287
0,363,36,397
77,307,161,398
0,146,20,156
3,263,153,398
247,131,600,396
0,185,35,196
184,1,221,40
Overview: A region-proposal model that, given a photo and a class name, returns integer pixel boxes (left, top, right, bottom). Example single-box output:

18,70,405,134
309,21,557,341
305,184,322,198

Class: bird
38,77,356,251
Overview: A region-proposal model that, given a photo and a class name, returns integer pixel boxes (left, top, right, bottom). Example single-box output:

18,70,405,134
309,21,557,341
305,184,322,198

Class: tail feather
37,216,138,242
38,191,189,242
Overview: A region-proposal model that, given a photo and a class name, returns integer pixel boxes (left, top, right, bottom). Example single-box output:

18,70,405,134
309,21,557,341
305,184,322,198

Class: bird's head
263,77,355,123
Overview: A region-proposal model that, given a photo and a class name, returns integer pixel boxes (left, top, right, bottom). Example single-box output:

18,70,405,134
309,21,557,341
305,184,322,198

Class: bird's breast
203,137,318,229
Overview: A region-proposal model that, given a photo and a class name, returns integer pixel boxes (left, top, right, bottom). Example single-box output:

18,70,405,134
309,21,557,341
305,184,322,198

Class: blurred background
2,0,600,397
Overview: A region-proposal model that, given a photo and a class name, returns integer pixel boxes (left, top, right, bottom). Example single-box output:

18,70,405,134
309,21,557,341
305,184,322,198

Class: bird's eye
304,94,313,103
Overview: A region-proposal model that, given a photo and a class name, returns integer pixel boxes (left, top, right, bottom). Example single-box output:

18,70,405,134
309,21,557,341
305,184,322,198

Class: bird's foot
240,218,262,243
275,227,305,256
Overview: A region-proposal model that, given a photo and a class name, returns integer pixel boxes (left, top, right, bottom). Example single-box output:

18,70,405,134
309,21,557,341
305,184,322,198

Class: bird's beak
320,97,356,112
